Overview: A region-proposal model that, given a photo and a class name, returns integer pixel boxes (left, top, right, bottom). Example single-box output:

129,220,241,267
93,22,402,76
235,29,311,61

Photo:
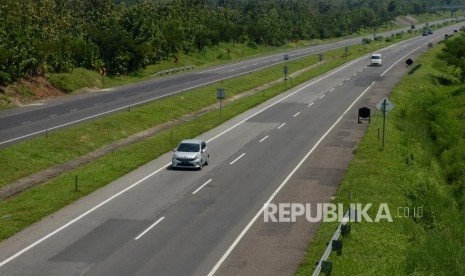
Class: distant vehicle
421,28,432,36
171,139,209,170
370,53,382,66
454,29,458,33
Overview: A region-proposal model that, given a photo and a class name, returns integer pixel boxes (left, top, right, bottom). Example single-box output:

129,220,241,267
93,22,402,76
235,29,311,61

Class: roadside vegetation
0,0,461,88
297,31,465,275
0,1,463,269
0,24,427,241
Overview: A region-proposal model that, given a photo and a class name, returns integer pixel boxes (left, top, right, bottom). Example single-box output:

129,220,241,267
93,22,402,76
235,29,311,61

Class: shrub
362,38,372,44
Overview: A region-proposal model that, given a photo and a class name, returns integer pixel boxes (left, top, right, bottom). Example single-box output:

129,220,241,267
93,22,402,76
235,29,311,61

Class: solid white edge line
134,217,165,240
192,179,213,195
0,164,170,268
381,42,426,77
205,55,366,143
0,33,425,266
229,153,246,165
277,123,286,129
0,48,372,268
259,136,269,143
207,79,377,276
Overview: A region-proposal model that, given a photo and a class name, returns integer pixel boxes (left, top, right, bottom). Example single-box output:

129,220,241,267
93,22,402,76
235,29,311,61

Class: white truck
370,53,382,66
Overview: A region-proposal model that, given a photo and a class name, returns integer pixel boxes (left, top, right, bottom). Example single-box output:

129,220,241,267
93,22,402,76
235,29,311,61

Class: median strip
0,30,421,246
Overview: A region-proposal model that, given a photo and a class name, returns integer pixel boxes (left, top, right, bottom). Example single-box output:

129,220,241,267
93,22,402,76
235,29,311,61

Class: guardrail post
321,261,333,275
312,211,350,276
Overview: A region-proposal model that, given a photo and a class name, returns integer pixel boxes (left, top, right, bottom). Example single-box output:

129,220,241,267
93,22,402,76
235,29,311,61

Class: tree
438,33,465,82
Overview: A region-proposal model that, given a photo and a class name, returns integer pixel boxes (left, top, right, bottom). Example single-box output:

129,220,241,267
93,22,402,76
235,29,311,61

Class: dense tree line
439,31,465,82
0,0,464,84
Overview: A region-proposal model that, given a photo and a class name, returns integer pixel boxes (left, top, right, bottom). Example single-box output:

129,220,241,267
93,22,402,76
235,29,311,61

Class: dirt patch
395,15,418,26
0,77,65,106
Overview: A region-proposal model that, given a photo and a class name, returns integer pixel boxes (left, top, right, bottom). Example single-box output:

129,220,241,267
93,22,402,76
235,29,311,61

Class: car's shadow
167,165,199,171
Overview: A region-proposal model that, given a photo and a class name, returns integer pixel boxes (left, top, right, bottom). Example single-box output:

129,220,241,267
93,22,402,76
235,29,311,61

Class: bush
247,41,258,49
362,38,372,44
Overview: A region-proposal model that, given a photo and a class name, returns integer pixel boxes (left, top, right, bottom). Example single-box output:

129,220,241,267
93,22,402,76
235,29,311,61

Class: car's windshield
371,56,380,59
177,143,200,152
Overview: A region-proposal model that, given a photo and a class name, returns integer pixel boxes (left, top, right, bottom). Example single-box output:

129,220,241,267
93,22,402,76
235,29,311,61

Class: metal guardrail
312,210,351,276
151,65,195,77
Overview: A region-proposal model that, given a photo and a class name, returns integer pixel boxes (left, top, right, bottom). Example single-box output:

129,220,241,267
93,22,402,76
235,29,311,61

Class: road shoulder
215,59,411,275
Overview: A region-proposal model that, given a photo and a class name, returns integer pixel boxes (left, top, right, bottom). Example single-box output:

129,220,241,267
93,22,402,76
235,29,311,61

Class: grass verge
0,36,409,190
296,34,465,275
0,32,422,241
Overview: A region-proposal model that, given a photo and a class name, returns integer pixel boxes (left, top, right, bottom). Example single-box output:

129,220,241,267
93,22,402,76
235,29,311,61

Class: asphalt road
0,21,440,148
0,24,461,276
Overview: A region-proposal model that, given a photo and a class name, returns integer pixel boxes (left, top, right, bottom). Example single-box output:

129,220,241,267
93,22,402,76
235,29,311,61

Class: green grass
48,68,104,93
48,41,312,91
296,34,465,275
0,33,418,241
0,36,402,190
46,16,435,93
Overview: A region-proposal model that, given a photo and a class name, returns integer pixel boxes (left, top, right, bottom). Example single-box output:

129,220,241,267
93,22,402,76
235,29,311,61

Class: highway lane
0,24,460,276
0,21,441,148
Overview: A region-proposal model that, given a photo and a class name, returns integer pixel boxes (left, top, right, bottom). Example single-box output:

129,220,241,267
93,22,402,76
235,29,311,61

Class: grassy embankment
47,12,460,93
0,29,426,241
296,34,465,275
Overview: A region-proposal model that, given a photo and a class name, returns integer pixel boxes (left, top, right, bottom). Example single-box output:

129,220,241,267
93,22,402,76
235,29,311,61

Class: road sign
216,88,225,99
376,97,394,149
99,67,106,76
217,88,226,116
376,97,394,114
358,107,371,124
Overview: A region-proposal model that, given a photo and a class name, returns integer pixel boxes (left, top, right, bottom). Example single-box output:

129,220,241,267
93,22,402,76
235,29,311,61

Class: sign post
99,67,107,87
376,97,394,149
284,54,289,81
216,88,226,116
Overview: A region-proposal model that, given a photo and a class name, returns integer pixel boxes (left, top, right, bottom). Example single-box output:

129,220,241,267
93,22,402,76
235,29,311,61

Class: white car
370,53,382,66
171,139,209,170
